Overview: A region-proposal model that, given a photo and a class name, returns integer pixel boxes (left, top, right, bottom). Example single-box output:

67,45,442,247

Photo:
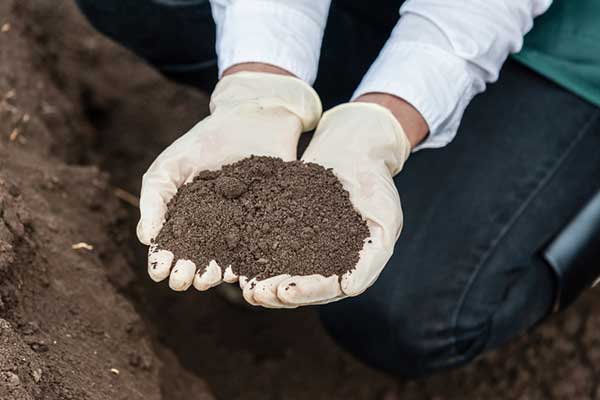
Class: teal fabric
513,0,600,108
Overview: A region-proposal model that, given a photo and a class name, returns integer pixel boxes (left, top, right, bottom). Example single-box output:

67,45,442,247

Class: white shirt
209,0,552,150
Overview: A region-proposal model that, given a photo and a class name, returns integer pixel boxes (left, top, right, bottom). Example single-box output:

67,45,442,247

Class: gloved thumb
137,170,179,245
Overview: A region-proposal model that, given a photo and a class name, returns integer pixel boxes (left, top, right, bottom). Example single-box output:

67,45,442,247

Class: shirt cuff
353,40,481,151
215,1,326,84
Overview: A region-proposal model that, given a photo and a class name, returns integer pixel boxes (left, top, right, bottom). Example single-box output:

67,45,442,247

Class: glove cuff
317,103,411,175
210,71,322,131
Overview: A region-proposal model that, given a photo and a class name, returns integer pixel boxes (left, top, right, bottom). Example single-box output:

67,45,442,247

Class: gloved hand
137,72,322,291
243,103,411,308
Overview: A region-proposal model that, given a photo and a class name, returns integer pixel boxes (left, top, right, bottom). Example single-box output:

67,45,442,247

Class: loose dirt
0,2,213,399
156,156,369,280
3,1,600,400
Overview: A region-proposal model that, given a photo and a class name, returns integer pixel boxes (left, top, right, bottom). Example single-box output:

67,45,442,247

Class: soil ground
0,1,214,399
1,1,600,399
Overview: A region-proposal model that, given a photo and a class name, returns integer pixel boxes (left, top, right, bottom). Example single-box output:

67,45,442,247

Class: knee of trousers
319,291,490,378
319,255,557,378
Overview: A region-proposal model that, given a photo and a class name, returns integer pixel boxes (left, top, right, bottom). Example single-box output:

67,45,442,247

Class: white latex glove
244,103,411,308
137,72,322,292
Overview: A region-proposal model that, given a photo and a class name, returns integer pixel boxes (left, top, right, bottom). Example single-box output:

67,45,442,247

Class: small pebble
31,368,42,383
29,342,49,353
301,227,314,238
2,372,20,388
215,176,247,199
285,217,296,225
225,231,239,249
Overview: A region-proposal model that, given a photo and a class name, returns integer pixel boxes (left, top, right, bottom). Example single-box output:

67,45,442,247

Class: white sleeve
352,0,553,150
209,0,331,84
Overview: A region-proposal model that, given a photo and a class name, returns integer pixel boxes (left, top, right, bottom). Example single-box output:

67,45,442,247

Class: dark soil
156,156,369,280
3,1,600,400
0,2,213,399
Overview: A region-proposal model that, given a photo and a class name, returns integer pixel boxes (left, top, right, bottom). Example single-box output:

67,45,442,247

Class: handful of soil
155,156,369,281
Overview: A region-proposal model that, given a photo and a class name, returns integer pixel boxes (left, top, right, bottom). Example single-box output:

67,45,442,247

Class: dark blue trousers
76,0,600,377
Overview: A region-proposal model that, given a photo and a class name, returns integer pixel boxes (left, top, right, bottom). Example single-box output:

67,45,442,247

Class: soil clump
155,156,369,280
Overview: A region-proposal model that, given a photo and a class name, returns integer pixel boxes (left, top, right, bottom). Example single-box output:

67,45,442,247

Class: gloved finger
193,260,223,291
341,223,392,296
277,274,342,305
137,129,208,245
251,275,294,308
238,275,250,290
147,246,174,282
137,174,177,245
168,259,196,291
332,171,402,296
242,278,259,306
347,170,403,249
223,266,239,283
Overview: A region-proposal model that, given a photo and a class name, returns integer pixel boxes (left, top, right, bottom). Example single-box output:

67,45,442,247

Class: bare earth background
1,1,599,399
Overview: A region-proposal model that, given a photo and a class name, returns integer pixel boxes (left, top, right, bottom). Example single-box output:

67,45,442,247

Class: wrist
353,93,428,149
222,62,295,78
212,70,322,131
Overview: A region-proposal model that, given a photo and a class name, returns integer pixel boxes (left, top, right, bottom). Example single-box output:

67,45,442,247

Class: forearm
354,93,428,149
353,0,552,150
